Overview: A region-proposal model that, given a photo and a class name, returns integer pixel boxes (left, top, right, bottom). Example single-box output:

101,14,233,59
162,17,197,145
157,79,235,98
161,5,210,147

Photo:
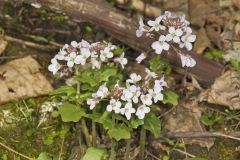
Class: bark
20,0,224,87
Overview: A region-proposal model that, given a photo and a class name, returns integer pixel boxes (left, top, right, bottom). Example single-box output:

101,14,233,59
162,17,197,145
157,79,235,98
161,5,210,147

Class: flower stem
109,114,116,160
81,118,91,147
75,66,91,147
124,137,131,160
139,127,146,160
92,120,96,147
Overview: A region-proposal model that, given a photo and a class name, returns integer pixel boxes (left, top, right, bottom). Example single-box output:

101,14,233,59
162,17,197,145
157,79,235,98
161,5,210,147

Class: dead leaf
0,56,53,104
206,25,223,49
188,0,213,28
194,28,212,54
200,70,240,110
0,38,7,56
163,99,215,149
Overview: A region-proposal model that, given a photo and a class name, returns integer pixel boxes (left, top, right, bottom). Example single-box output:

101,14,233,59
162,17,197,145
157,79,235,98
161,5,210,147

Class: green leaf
37,152,58,160
143,113,161,138
81,147,108,160
230,59,240,74
50,86,76,96
108,125,131,141
76,67,117,88
131,118,144,129
149,55,172,76
59,103,85,122
200,115,215,126
162,90,179,106
204,49,224,60
200,113,222,126
98,111,114,130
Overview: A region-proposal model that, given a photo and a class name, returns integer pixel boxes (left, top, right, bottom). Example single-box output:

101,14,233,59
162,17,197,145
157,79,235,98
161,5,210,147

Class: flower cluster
48,40,128,75
87,69,167,120
136,11,196,68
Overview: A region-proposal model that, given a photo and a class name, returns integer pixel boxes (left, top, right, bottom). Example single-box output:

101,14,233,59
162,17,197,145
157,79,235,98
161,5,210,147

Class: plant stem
75,66,91,147
78,124,83,157
81,119,91,147
139,127,146,160
92,121,96,147
124,138,131,160
109,114,116,160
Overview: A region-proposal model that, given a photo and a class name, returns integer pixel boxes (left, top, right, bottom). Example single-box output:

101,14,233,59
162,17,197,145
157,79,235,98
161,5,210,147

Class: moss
0,98,72,159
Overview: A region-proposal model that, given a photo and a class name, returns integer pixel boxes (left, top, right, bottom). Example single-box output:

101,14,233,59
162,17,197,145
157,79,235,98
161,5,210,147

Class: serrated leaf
59,103,85,122
143,113,161,138
108,125,131,141
81,147,108,160
163,90,179,106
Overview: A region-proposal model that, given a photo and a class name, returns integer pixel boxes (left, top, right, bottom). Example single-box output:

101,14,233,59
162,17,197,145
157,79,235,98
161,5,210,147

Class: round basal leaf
162,90,179,106
108,125,131,141
143,113,161,138
81,147,108,160
59,103,85,122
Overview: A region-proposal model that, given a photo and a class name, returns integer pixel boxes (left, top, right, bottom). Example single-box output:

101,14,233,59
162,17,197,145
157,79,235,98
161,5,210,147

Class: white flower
56,49,67,60
71,41,78,48
80,47,91,58
166,27,183,43
126,73,142,84
136,53,146,63
120,102,136,120
121,88,133,101
140,94,153,106
136,18,147,37
145,68,157,79
106,99,121,114
87,99,98,110
115,52,128,69
100,47,114,61
65,52,78,67
74,48,91,66
151,35,170,54
96,84,109,98
154,76,168,91
136,105,150,119
129,85,141,103
48,58,61,74
148,89,163,103
179,54,196,68
148,16,166,32
91,58,101,69
75,54,87,65
79,39,90,48
179,33,196,51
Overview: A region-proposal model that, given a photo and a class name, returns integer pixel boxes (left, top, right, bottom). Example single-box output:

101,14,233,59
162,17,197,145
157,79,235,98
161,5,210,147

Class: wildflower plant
47,11,196,160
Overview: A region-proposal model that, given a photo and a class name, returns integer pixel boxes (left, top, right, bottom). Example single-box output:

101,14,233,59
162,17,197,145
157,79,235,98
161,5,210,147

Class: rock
0,56,53,104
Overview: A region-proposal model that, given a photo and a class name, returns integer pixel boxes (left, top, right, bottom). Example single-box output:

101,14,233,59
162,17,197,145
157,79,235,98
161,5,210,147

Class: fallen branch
4,35,62,51
161,131,240,141
116,0,161,17
20,0,224,86
0,141,32,160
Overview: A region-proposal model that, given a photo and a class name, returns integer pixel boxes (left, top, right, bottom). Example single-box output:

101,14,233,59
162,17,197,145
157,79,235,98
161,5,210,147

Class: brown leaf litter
0,56,53,104
200,70,240,110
